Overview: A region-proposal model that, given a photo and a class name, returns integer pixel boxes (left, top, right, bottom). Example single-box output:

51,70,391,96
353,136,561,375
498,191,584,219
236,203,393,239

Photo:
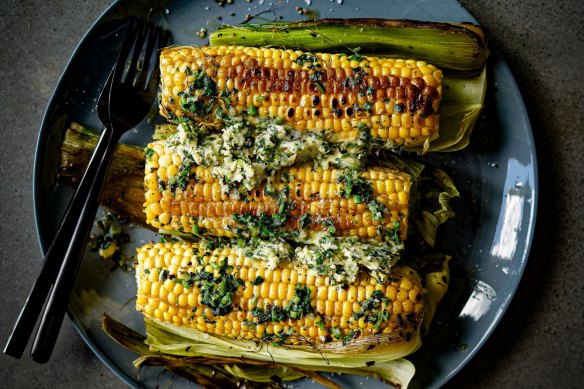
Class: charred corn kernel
136,242,424,345
144,141,411,241
159,46,442,146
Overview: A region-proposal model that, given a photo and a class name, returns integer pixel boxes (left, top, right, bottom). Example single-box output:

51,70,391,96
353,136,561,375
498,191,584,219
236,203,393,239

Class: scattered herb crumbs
319,218,336,235
89,212,132,271
294,53,319,67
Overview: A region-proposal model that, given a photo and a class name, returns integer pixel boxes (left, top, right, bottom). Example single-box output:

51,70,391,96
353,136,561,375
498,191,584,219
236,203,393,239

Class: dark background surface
1,0,582,388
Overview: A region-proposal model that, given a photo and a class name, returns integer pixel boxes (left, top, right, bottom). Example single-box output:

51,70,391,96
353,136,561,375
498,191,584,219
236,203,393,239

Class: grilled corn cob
159,46,442,147
144,140,411,241
136,242,424,346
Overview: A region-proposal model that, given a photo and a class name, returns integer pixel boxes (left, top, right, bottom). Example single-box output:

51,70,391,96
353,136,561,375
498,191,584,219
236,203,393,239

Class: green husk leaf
101,313,333,388
377,152,425,180
415,168,460,247
134,354,343,389
221,365,304,383
59,123,145,224
145,318,417,388
101,313,246,389
101,312,416,388
377,153,459,248
426,65,487,152
418,254,451,335
210,18,488,71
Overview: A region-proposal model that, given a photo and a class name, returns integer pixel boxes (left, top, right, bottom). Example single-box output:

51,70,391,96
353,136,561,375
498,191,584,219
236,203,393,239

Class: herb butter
164,117,366,197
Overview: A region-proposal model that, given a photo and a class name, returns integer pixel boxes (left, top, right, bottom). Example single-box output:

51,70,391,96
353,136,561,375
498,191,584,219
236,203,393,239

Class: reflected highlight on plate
460,280,497,322
491,158,534,261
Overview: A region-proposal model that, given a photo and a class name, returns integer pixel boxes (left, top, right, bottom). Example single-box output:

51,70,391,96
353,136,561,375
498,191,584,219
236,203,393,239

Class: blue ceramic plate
33,0,537,388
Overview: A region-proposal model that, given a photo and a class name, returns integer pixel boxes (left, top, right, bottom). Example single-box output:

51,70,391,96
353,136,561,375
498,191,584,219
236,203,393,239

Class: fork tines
114,18,168,90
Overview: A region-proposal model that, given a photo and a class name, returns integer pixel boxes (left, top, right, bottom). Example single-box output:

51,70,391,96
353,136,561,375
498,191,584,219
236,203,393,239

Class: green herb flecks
261,328,294,347
250,304,288,324
178,67,219,117
315,82,326,93
191,223,209,236
353,290,391,332
231,191,294,239
343,66,368,90
284,285,314,320
145,147,154,161
159,268,170,281
294,53,319,68
331,327,360,343
247,104,258,116
167,160,196,196
338,169,373,204
339,169,390,225
381,221,402,245
319,218,336,235
347,47,365,62
299,213,312,229
368,201,387,222
248,283,314,325
195,258,243,317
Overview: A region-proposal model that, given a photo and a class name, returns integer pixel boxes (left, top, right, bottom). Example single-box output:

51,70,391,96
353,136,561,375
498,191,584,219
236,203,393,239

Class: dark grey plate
33,0,537,387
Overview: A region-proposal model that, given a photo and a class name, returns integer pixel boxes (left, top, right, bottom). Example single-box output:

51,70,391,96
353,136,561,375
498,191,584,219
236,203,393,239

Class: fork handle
3,124,119,359
28,124,120,363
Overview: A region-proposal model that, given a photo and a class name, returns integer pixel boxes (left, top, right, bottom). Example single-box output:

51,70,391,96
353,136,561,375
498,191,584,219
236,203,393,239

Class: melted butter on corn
144,140,411,242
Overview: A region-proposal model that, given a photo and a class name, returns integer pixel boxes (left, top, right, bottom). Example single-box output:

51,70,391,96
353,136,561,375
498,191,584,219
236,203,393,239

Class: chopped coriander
331,327,357,342
338,169,373,204
294,53,318,66
89,211,132,270
145,148,154,161
368,200,386,222
319,218,336,235
282,171,291,182
315,81,326,93
309,70,325,81
247,105,258,116
299,213,312,229
284,284,313,320
347,47,364,62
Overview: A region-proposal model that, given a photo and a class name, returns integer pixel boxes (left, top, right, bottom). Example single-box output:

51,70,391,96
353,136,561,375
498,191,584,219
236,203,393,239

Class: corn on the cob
144,140,411,241
159,46,442,147
136,242,424,345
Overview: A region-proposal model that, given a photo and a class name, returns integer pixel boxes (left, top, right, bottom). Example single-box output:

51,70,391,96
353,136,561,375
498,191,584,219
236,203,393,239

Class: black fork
3,17,169,363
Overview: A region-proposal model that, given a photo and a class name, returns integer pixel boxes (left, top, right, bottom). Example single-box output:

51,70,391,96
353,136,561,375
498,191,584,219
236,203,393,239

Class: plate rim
438,47,539,385
31,1,539,388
